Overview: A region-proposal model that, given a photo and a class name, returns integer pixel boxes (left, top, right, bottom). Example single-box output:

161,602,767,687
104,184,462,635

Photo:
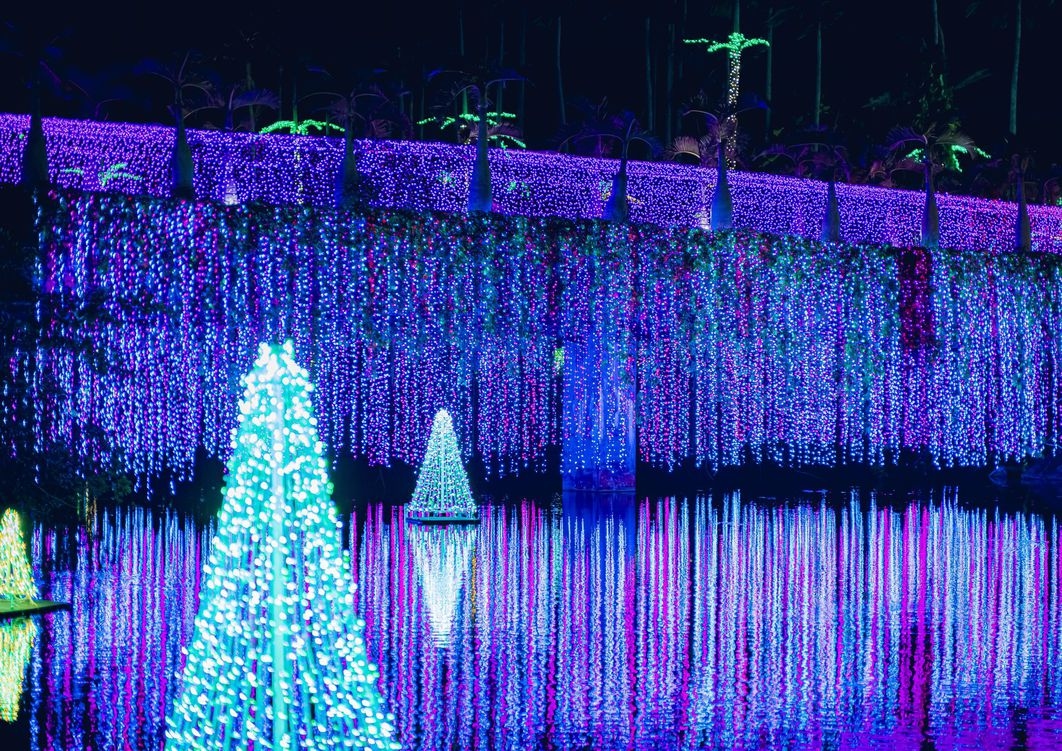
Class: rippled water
3,490,1062,749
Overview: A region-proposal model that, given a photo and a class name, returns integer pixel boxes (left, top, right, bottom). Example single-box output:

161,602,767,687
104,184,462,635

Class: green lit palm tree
683,32,768,167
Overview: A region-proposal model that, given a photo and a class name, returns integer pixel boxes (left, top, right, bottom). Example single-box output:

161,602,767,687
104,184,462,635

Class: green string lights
165,341,399,751
407,410,478,523
685,32,769,167
0,511,36,601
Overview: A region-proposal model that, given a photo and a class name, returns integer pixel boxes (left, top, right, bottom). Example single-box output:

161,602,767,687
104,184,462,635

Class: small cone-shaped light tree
0,510,37,601
165,342,399,751
407,524,476,645
711,139,733,231
0,617,36,722
407,409,477,522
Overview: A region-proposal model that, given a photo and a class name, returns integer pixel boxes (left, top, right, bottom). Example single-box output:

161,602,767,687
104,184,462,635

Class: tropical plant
188,76,279,132
137,52,212,199
0,22,80,191
308,75,412,210
885,123,987,248
560,105,660,222
683,32,768,167
424,64,524,213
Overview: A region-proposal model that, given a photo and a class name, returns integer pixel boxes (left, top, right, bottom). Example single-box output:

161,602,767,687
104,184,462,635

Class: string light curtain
27,192,1062,484
1,115,1060,254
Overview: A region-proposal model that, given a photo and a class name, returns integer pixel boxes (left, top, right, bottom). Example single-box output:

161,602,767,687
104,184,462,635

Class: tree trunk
21,68,49,191
645,17,655,132
1015,166,1031,251
604,146,629,222
711,140,733,231
468,90,492,213
171,96,195,199
1010,0,1021,136
921,157,939,248
765,10,774,136
814,20,822,129
459,4,469,116
821,177,840,243
246,62,257,132
518,9,527,132
497,19,505,112
556,17,566,128
335,119,363,210
666,22,675,146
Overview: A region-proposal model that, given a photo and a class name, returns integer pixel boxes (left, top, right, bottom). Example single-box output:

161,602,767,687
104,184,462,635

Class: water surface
3,490,1062,750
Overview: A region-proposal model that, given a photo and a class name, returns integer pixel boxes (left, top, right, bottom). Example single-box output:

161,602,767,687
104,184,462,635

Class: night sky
3,1,1061,174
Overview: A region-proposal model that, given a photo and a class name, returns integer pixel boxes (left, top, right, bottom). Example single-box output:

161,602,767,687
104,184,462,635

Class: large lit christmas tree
166,342,399,751
407,410,478,523
407,524,476,645
0,510,36,600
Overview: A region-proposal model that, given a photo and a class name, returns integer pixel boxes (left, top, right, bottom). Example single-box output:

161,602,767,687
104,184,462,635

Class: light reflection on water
4,491,1062,749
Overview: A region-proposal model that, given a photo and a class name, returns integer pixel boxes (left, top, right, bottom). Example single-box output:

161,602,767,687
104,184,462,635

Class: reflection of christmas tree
407,525,476,645
407,410,477,522
0,510,36,600
166,342,399,751
0,617,35,722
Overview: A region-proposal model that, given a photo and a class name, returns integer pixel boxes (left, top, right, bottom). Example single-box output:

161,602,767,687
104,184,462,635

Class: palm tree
787,128,850,241
683,32,768,167
673,96,762,231
0,23,77,192
561,106,660,222
425,64,523,214
309,77,411,210
886,124,986,249
189,77,279,132
1012,155,1032,251
137,52,211,199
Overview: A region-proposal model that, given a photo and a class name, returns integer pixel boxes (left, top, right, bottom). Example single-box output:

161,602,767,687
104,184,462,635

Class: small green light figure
407,410,478,524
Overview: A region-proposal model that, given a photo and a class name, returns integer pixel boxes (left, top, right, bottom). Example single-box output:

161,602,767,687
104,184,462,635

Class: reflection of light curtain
407,524,476,645
0,617,36,722
0,510,37,600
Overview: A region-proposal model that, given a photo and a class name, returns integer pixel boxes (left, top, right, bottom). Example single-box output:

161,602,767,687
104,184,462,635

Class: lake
3,489,1062,750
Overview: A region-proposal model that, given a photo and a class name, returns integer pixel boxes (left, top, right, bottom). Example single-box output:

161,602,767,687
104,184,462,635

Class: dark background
2,1,1060,179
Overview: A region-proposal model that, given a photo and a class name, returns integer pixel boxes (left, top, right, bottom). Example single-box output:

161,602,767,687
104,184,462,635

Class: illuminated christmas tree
407,524,476,645
0,510,36,600
166,342,399,751
407,410,478,523
0,617,36,722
